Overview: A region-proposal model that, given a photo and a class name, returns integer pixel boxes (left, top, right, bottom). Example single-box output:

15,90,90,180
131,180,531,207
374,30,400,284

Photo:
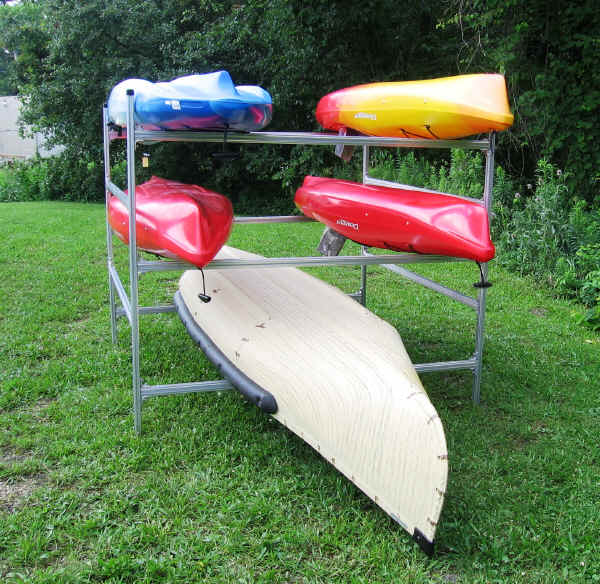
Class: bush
577,269,600,331
368,152,600,330
495,159,600,329
368,148,484,195
0,151,106,203
368,146,518,207
0,157,48,202
497,160,600,286
496,159,572,279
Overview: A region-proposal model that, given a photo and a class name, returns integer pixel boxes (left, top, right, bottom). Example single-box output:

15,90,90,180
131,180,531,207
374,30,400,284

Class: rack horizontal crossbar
363,176,484,205
106,179,128,206
234,215,314,224
116,305,176,319
371,259,479,310
133,130,490,150
414,359,478,373
136,253,467,274
109,263,131,322
141,379,234,400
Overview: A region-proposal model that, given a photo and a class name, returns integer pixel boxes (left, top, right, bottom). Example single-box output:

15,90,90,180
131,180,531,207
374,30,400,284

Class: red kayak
108,176,233,267
294,176,495,263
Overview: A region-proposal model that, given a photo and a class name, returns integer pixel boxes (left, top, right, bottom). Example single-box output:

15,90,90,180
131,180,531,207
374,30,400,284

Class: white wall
0,96,64,160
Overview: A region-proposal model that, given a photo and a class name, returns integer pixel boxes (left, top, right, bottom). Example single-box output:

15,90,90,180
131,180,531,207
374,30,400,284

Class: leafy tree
442,0,600,200
0,50,15,95
19,0,187,153
10,0,599,206
10,0,452,207
169,0,453,207
0,1,48,96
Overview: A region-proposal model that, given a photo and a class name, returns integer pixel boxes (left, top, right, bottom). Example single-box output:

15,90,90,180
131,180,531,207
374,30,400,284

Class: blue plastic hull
108,71,272,131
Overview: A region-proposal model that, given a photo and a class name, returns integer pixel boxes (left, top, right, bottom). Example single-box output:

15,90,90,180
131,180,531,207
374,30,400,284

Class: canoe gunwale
174,290,278,414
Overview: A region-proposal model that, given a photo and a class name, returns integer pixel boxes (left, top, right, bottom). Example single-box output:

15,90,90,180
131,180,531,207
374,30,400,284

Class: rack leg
360,145,370,307
103,106,119,345
472,264,489,404
132,314,142,433
473,132,495,404
124,89,144,433
129,243,142,431
360,246,368,306
108,272,118,343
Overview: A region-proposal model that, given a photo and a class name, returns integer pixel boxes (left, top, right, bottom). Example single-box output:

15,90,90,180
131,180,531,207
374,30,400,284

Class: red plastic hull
294,176,495,262
108,176,233,267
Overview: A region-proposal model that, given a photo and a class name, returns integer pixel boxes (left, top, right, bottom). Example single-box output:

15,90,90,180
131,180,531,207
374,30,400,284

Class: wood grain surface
178,246,448,546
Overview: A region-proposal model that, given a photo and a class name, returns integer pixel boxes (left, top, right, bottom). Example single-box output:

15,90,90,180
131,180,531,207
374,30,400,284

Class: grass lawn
1,201,599,583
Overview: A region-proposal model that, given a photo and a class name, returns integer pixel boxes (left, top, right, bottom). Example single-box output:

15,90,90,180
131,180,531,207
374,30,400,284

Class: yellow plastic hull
316,73,513,139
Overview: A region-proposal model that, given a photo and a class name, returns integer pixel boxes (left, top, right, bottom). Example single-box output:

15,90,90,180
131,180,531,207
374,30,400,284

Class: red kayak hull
294,176,495,263
108,176,233,267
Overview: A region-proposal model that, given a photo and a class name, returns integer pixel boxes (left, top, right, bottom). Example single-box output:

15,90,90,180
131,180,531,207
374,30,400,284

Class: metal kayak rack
102,91,496,434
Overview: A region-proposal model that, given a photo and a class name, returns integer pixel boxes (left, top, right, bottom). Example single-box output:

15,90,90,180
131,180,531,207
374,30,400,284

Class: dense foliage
2,0,598,201
444,0,600,201
0,0,456,209
1,0,599,323
0,1,47,96
369,150,600,328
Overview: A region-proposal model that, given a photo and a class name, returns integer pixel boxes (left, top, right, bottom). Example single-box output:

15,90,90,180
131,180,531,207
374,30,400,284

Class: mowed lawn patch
1,201,599,583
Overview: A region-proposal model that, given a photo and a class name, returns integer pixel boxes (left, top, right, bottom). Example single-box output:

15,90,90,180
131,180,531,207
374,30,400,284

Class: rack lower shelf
108,246,486,403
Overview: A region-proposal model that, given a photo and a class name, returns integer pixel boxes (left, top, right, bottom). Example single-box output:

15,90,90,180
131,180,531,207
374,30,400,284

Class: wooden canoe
175,246,448,554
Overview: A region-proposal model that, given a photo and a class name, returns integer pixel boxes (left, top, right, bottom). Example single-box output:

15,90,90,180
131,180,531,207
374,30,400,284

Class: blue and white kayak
108,71,272,131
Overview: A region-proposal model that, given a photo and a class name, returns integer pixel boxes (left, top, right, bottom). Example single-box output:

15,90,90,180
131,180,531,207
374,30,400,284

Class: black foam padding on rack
174,291,278,414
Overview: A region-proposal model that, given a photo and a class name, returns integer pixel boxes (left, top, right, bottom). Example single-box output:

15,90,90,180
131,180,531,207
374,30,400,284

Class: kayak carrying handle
212,126,240,162
197,268,212,303
473,262,492,288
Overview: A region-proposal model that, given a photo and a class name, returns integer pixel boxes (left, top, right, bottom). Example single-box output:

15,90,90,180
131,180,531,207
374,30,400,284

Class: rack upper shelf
109,127,491,151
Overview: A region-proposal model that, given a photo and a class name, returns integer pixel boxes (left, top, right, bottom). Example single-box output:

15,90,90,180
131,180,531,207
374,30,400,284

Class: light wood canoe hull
176,246,448,553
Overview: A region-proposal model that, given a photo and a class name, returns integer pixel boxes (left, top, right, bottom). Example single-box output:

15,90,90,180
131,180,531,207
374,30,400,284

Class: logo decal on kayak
354,112,377,121
337,218,359,231
165,99,181,110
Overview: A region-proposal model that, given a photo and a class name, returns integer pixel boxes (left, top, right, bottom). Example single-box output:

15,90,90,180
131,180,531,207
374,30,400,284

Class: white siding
0,96,64,160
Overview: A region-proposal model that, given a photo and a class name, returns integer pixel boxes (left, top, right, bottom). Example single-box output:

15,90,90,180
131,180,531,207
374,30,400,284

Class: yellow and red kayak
316,74,513,139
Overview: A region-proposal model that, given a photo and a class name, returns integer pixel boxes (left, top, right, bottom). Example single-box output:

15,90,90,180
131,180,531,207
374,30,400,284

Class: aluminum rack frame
103,92,495,433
